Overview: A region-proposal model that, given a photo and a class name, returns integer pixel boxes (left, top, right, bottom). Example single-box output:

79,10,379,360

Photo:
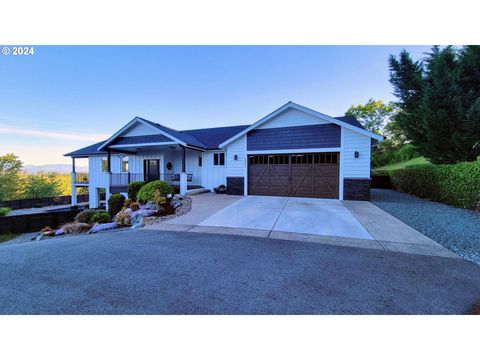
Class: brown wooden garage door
248,153,339,198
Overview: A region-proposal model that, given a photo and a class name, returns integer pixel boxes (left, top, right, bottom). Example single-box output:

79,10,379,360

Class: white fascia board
246,148,341,154
219,102,383,148
97,117,187,151
109,141,178,148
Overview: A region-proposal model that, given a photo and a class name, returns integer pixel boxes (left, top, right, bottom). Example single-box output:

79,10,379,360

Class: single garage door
248,153,339,198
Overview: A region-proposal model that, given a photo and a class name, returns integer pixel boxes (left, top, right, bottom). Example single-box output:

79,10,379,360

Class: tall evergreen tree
388,50,427,154
421,46,461,163
389,46,480,164
457,45,480,159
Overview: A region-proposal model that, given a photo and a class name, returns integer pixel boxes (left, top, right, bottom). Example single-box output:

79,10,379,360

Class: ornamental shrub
128,181,145,201
390,160,480,209
75,209,97,223
136,180,174,203
0,207,11,217
108,193,126,217
90,211,111,224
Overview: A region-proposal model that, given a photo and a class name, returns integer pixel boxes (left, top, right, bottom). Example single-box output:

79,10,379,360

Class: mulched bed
1,196,193,246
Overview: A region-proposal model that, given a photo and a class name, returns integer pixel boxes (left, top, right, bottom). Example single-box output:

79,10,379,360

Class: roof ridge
181,124,250,132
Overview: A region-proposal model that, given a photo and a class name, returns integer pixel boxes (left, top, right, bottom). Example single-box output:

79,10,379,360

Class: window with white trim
121,156,129,172
101,157,108,172
213,152,225,166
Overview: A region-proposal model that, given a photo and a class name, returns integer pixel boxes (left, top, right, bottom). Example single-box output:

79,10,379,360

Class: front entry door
144,159,160,182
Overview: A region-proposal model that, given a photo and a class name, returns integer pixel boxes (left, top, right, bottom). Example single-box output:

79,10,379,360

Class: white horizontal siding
226,135,246,177
341,128,371,179
257,108,329,129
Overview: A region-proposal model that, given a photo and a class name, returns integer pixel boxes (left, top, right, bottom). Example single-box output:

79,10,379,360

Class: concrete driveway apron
199,196,373,240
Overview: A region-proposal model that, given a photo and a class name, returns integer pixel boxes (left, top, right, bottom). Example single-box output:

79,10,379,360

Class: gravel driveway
0,230,479,314
371,189,480,265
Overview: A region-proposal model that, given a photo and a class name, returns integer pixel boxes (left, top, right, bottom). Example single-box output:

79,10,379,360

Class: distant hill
23,164,88,174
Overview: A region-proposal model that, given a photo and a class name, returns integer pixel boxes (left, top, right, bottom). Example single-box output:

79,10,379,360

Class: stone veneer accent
226,176,245,195
343,178,371,201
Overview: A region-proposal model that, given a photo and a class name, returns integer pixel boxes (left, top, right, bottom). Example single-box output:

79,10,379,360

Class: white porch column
179,172,187,196
71,173,77,206
71,157,77,206
106,173,111,211
106,150,112,211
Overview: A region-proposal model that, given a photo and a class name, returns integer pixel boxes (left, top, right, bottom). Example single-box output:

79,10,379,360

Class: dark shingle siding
247,124,340,151
112,134,172,145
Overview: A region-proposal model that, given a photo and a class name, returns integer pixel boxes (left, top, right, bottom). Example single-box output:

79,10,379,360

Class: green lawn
374,157,430,172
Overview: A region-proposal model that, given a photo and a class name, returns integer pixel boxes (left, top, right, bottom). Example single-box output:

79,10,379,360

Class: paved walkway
143,193,457,258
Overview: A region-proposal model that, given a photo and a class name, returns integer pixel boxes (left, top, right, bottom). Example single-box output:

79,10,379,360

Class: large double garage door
248,152,339,199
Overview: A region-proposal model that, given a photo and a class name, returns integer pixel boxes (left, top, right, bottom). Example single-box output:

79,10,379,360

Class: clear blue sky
0,45,431,165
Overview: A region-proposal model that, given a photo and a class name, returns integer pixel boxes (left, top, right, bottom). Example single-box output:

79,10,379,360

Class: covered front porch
70,142,204,207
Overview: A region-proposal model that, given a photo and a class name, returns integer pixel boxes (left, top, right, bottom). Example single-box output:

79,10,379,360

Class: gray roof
139,118,207,148
65,113,363,157
334,116,365,130
182,125,250,149
64,141,107,157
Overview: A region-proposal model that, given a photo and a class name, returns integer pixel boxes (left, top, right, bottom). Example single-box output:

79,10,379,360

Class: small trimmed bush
391,160,480,209
90,211,111,224
0,207,11,217
75,209,97,223
108,193,126,217
128,181,145,201
136,180,174,203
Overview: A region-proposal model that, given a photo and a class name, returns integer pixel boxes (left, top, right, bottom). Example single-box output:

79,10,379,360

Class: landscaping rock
61,222,93,234
171,200,182,209
89,222,118,233
144,201,159,211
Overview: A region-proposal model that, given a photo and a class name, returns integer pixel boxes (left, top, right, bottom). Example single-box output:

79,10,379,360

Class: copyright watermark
1,46,35,56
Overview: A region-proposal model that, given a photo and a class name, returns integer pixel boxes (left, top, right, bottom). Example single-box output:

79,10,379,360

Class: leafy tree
20,172,62,199
389,46,480,164
0,153,23,202
345,98,397,134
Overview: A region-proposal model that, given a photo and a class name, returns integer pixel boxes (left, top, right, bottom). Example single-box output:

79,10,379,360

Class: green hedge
390,160,480,210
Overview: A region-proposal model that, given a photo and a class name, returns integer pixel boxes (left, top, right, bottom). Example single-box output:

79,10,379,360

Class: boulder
89,222,118,233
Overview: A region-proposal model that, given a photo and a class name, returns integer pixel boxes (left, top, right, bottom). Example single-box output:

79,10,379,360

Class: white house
65,102,383,207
